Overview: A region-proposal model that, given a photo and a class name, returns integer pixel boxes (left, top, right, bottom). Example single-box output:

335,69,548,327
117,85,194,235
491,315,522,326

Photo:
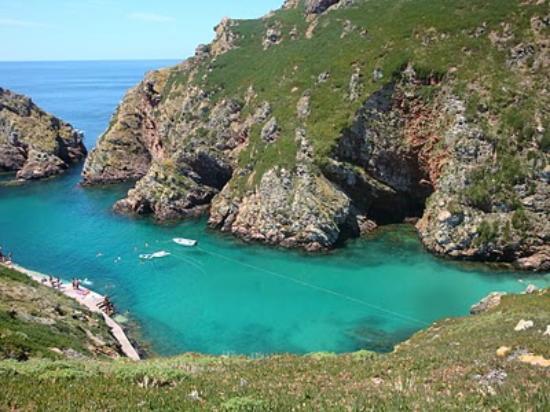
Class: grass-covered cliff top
1,264,548,410
160,0,548,191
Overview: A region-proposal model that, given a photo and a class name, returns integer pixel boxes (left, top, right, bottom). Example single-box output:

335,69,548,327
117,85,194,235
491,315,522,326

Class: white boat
139,251,171,260
173,238,198,247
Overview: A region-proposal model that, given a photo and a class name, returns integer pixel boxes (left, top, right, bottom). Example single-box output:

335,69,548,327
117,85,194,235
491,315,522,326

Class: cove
1,61,549,356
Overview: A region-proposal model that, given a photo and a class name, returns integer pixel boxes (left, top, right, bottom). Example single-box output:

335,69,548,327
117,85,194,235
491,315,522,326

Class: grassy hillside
1,264,548,410
84,0,549,266
0,265,122,361
178,0,548,191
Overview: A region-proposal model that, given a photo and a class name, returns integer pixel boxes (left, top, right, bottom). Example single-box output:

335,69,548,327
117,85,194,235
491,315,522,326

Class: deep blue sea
1,61,548,356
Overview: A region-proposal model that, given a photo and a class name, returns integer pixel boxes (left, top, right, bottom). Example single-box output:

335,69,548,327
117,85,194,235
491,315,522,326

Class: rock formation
82,0,549,270
0,87,86,180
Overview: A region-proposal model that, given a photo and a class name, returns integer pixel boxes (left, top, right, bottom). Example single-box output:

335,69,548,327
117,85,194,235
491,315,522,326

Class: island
0,87,87,180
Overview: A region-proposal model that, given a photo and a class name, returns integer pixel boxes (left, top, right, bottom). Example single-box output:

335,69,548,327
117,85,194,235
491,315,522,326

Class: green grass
1,285,548,410
159,0,547,195
0,265,121,361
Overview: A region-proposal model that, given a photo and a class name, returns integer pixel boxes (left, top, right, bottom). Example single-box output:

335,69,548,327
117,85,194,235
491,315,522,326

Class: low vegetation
1,265,549,410
0,265,121,362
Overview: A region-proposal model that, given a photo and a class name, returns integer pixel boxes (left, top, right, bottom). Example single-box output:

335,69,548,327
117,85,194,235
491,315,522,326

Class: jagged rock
305,0,343,15
289,25,299,40
470,292,505,315
341,19,357,38
261,117,280,143
263,26,282,49
372,68,384,82
297,94,310,119
317,71,330,84
0,87,86,180
195,44,211,59
508,43,536,67
349,67,362,101
473,369,507,386
211,18,237,56
82,72,160,185
209,166,352,250
514,319,534,331
525,284,539,294
80,1,549,267
282,0,300,9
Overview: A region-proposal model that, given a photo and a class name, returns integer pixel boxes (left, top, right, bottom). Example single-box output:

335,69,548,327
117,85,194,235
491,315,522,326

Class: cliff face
0,88,87,180
82,0,549,270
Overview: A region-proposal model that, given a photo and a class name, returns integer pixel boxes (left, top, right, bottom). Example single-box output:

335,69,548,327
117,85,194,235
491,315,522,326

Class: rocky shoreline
81,0,549,270
0,87,87,181
1,262,140,361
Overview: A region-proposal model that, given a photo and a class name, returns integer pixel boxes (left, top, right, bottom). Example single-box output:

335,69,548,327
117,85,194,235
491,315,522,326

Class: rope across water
174,245,431,328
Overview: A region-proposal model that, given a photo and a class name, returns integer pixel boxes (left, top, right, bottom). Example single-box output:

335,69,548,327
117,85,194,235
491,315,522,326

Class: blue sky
0,0,282,61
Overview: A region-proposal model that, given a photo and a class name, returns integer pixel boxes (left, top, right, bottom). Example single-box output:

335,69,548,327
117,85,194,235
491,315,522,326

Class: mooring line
195,246,430,327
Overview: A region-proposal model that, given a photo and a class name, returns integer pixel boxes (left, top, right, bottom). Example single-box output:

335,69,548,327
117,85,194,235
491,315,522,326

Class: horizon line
0,58,183,64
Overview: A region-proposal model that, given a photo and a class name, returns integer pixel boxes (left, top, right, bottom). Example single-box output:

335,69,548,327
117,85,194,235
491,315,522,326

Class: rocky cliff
82,0,549,270
0,88,87,180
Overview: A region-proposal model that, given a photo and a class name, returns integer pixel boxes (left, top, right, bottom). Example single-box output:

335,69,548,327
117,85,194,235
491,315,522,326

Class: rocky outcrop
305,0,343,15
283,0,354,15
470,292,505,315
0,87,86,180
82,0,549,270
209,130,352,251
81,73,166,185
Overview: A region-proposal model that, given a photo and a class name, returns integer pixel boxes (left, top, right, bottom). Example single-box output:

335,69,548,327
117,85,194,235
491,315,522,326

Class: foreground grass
1,277,548,410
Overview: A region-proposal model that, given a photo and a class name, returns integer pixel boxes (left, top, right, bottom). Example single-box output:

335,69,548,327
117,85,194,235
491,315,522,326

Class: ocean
1,60,548,356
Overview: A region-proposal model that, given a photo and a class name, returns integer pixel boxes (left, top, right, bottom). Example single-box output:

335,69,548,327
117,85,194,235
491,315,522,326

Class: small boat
173,238,198,247
139,251,171,260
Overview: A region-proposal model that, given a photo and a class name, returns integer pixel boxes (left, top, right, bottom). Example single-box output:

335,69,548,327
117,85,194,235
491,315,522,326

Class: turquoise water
1,61,548,356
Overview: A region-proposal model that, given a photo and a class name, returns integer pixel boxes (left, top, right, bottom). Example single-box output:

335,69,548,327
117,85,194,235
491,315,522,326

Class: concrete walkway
2,262,140,361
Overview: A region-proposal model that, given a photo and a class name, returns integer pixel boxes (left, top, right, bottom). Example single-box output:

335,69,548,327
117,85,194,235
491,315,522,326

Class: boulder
470,292,505,315
514,319,534,331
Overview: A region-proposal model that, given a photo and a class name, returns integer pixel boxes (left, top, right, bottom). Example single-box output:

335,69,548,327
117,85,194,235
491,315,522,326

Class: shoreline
1,262,140,361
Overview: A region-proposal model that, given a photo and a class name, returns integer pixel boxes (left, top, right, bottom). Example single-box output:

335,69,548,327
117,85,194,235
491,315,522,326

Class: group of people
2,244,117,317
71,278,82,290
97,296,115,316
0,247,13,265
45,275,64,289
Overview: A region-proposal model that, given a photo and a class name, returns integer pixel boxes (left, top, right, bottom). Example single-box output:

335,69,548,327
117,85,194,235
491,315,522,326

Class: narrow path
2,262,140,361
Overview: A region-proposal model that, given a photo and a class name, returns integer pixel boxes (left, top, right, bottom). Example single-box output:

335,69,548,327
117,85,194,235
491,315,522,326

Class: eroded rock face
81,1,549,269
416,95,550,266
0,87,86,180
305,0,343,15
209,130,352,250
470,292,505,315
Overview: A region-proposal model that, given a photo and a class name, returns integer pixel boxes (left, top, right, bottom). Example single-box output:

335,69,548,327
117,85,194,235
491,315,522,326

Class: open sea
1,60,549,356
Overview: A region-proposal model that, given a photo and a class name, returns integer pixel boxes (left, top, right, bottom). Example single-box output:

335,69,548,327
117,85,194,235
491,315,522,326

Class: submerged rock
0,87,86,180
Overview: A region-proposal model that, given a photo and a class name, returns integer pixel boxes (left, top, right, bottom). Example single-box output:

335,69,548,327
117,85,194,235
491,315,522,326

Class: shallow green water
2,168,548,356
0,61,548,356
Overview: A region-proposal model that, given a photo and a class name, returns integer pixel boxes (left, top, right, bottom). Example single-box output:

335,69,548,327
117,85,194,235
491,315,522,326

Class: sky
0,0,282,61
